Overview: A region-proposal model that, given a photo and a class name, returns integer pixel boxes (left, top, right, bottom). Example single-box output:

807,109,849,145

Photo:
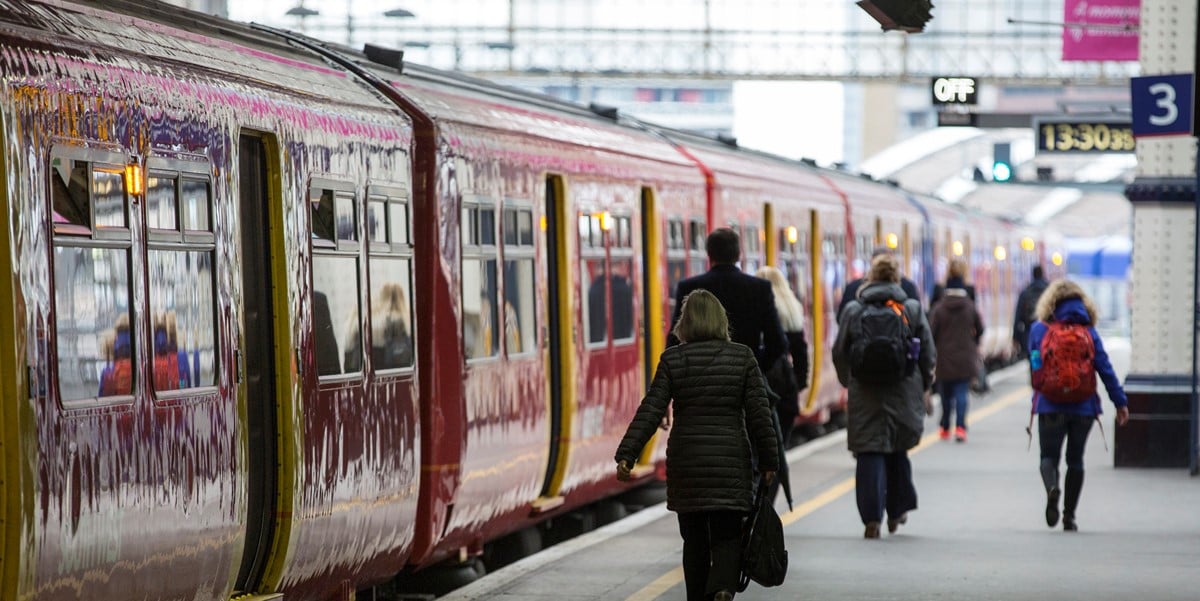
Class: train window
49,148,136,403
92,167,127,229
147,174,178,230
54,246,133,401
364,189,414,372
148,251,217,391
503,206,536,356
363,258,414,370
463,258,499,359
463,197,499,361
145,160,218,394
616,215,631,248
610,257,635,342
668,219,685,250
582,257,607,344
367,197,386,243
310,182,362,377
689,219,706,255
181,178,211,232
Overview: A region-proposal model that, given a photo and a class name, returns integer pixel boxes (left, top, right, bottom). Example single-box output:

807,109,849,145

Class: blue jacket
1028,298,1127,416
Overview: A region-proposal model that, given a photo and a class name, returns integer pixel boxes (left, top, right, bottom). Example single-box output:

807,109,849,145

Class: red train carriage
0,2,1063,601
0,2,419,600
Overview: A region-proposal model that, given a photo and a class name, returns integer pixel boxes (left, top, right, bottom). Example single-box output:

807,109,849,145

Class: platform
441,338,1200,601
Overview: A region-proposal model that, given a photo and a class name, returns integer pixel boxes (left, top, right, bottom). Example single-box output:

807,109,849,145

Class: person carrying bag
738,477,788,592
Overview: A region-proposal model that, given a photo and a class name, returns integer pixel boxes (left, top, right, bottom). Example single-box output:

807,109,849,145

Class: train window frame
48,145,137,408
501,202,537,358
50,146,131,240
309,178,365,381
609,214,636,346
462,195,500,362
144,155,220,401
364,185,415,374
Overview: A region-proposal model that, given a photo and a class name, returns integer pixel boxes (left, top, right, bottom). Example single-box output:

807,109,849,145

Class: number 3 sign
1131,73,1194,137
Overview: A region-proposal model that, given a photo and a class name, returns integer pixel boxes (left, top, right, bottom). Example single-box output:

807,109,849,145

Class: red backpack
1032,322,1096,403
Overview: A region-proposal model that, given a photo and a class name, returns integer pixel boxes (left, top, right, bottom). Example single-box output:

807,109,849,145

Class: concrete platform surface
443,339,1200,601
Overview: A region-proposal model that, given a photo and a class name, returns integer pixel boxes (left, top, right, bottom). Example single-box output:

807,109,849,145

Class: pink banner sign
1062,0,1139,62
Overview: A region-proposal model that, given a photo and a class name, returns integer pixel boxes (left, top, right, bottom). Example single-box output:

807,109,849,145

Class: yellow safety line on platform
625,385,1030,600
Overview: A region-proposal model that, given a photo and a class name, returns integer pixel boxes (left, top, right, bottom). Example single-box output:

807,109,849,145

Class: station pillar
1120,0,1199,468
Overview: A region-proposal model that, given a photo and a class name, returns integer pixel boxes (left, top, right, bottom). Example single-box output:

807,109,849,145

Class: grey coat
833,283,936,454
615,340,780,514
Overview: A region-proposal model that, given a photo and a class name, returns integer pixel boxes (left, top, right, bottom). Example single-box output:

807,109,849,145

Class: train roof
11,0,399,119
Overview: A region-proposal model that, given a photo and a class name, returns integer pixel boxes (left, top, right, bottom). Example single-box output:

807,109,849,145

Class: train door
233,132,282,593
541,175,570,497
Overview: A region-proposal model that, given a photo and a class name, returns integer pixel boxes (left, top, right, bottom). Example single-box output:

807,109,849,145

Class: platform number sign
1130,73,1194,137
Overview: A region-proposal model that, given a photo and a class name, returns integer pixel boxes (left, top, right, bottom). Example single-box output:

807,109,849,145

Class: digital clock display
1036,120,1136,153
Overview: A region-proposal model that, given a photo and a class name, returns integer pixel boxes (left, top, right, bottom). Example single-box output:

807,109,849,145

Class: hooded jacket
1029,296,1128,416
615,340,780,513
928,288,984,382
833,282,936,454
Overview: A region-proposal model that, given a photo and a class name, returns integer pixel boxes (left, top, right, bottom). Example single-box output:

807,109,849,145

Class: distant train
0,1,1065,600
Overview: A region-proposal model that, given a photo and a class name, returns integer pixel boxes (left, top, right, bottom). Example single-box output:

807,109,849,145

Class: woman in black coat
616,289,780,601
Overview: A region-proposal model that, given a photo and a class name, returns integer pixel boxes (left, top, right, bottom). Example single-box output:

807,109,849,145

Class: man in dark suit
668,227,788,372
669,228,791,505
838,247,921,319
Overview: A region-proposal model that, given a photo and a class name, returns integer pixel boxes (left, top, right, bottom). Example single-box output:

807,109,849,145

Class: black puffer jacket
615,340,780,513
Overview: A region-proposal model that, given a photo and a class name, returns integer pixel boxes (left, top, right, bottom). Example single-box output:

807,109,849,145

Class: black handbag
737,478,788,591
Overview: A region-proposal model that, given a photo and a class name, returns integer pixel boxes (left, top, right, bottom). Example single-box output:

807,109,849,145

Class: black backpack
738,478,788,591
849,298,915,385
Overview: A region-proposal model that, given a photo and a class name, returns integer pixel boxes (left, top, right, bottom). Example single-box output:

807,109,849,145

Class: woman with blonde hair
833,253,935,538
1028,279,1128,532
616,289,780,601
754,266,810,444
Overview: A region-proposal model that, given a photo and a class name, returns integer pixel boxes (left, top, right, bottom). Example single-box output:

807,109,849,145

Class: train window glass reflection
610,258,635,342
503,258,535,355
54,246,133,401
616,216,631,248
335,191,356,242
146,175,178,231
389,200,409,245
518,209,533,246
92,167,127,229
50,156,91,230
479,207,496,246
668,219,684,250
313,255,361,376
181,178,211,232
689,220,706,254
367,196,386,243
462,258,499,360
578,214,593,248
503,209,519,246
364,259,414,370
311,189,336,246
583,257,607,344
148,250,217,391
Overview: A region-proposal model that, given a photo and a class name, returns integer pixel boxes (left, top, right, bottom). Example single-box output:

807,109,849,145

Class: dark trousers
938,379,970,430
677,510,744,601
1038,413,1093,515
855,451,918,524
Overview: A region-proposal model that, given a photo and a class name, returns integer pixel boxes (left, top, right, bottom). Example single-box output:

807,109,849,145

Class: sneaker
1045,488,1061,527
887,513,908,534
954,426,967,442
714,591,734,601
864,522,881,539
938,427,951,440
1063,515,1077,532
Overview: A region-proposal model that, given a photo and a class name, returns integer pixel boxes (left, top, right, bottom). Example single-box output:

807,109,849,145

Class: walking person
669,227,791,502
1013,265,1050,360
755,266,810,505
616,290,780,601
928,268,984,442
1029,280,1129,532
833,253,935,539
838,246,921,320
754,266,810,449
669,228,787,372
